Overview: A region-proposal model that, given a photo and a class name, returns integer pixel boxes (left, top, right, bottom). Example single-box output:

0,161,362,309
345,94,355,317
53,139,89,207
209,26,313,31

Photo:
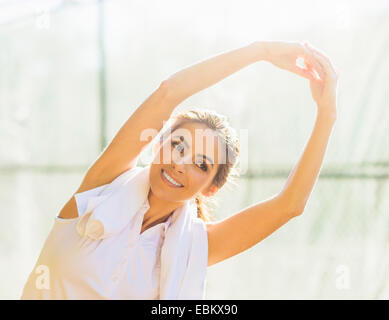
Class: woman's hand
262,40,339,120
262,40,324,81
303,42,339,120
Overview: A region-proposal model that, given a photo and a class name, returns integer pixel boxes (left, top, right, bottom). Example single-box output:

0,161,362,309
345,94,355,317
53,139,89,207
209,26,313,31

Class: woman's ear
202,184,219,197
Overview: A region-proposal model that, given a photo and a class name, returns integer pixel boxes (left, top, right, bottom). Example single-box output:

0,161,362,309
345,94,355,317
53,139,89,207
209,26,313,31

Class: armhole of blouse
54,166,144,224
54,184,108,224
55,216,80,223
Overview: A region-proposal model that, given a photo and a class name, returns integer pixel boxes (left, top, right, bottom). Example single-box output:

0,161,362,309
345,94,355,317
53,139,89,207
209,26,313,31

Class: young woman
21,40,338,299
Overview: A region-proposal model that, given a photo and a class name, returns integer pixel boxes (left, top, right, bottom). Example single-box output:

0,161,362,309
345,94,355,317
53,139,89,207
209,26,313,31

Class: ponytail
195,193,215,222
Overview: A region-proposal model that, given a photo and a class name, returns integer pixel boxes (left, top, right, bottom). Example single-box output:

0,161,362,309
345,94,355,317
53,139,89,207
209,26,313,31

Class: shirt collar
77,165,194,240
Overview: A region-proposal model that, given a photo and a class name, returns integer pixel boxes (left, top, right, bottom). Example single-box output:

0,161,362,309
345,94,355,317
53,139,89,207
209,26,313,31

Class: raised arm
206,42,339,267
77,42,265,191
81,41,320,189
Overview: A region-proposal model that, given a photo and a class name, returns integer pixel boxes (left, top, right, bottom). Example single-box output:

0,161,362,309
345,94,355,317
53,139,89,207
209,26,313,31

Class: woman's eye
172,141,184,153
196,161,208,172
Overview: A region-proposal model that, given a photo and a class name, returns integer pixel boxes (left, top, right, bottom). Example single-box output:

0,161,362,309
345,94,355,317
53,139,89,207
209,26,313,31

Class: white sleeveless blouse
20,166,208,300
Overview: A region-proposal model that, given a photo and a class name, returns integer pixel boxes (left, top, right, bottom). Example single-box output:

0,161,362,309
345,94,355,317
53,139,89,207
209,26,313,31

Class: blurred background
1,0,388,299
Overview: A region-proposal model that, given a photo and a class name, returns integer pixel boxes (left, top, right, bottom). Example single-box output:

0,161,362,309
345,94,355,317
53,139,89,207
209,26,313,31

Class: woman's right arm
77,42,271,192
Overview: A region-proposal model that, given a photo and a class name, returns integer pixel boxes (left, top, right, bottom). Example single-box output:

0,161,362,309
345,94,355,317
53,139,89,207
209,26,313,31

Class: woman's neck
142,189,185,228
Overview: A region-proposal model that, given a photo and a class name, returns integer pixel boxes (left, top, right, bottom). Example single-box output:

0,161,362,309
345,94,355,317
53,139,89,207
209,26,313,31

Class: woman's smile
161,168,184,188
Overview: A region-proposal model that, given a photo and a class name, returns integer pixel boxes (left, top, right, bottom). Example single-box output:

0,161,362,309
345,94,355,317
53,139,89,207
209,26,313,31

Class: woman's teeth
162,170,183,187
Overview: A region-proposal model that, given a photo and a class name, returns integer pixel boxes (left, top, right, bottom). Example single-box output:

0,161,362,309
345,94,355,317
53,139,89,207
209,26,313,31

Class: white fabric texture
21,165,208,300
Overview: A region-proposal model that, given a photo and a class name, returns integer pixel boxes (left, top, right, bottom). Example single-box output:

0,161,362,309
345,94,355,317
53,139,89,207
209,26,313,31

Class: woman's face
149,121,222,203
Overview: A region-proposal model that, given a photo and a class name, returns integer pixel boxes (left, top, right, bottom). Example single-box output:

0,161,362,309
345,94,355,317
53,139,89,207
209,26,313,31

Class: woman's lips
161,169,184,188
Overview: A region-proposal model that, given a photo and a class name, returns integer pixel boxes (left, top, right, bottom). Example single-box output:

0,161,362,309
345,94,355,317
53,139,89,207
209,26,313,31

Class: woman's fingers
304,42,338,78
311,50,336,83
306,42,337,73
304,60,321,80
303,44,331,80
299,45,324,80
311,51,332,84
292,64,315,80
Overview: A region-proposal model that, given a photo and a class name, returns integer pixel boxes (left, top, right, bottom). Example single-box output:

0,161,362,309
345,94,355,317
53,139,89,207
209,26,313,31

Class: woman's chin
150,183,183,203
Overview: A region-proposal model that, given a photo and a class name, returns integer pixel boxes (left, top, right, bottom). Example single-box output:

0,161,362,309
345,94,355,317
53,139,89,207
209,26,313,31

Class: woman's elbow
278,192,307,218
290,202,307,218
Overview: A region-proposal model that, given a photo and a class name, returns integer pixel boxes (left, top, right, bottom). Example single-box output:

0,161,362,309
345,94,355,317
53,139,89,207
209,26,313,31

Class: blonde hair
164,108,240,222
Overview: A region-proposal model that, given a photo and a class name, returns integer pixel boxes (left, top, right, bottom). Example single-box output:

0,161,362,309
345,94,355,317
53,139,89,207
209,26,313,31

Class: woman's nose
172,152,191,172
172,162,184,174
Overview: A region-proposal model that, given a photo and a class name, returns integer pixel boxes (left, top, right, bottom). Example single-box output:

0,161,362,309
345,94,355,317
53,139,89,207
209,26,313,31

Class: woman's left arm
207,42,339,267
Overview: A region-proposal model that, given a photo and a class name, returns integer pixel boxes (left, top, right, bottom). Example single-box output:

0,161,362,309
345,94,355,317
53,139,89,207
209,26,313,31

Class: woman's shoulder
58,166,145,221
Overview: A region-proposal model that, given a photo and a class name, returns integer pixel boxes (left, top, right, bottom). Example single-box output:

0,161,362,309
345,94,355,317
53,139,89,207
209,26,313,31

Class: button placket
113,200,150,287
108,199,155,294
